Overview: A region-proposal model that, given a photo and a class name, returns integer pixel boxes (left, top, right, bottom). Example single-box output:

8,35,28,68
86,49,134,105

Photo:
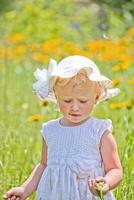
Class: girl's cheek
59,102,69,112
83,102,94,111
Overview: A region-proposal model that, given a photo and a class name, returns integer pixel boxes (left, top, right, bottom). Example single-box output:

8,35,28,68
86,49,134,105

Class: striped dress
36,116,116,200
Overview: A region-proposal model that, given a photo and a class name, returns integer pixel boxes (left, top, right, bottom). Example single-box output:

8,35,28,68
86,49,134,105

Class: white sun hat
32,55,120,104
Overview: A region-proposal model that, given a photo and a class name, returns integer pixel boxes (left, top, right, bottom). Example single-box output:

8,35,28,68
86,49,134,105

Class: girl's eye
64,100,71,103
80,100,88,103
63,100,88,103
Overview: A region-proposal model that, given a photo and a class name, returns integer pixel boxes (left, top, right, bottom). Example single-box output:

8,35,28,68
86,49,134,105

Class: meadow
0,28,134,199
0,1,134,199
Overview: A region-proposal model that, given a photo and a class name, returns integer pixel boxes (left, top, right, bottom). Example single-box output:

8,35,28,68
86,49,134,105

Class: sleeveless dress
36,116,116,200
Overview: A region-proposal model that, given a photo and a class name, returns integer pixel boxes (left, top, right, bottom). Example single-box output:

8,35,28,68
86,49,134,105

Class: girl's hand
88,177,110,196
3,186,28,200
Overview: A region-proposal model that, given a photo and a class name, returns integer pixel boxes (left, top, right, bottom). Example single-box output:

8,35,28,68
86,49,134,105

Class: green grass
0,1,134,199
0,58,134,200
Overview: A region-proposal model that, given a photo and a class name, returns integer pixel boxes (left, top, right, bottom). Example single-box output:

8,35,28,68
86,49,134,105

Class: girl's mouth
70,114,81,117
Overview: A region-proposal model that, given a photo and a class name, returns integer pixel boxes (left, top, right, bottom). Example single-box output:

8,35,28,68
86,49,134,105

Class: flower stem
95,182,105,200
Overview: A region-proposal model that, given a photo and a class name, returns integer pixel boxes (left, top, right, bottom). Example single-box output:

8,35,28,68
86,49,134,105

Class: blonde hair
54,68,102,99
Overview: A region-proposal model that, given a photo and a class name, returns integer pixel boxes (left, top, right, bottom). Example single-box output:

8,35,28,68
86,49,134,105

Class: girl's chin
68,116,90,124
68,117,85,124
63,117,80,125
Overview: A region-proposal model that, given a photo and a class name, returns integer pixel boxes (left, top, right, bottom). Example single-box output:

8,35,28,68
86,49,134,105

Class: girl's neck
59,116,91,127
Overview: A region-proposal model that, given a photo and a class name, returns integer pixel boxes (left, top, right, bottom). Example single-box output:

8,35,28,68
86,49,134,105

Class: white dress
36,116,116,200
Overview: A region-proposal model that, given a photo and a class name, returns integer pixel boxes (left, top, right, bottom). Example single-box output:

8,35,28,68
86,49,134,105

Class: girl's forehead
55,80,97,97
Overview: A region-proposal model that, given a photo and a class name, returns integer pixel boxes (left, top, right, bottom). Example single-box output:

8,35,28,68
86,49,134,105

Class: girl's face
55,80,100,126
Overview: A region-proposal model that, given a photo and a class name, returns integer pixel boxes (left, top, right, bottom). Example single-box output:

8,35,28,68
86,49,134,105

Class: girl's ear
95,83,101,103
95,94,100,104
96,94,100,100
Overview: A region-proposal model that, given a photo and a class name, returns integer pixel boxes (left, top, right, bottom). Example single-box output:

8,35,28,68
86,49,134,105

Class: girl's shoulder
91,117,112,128
40,118,59,140
41,118,59,131
90,117,113,145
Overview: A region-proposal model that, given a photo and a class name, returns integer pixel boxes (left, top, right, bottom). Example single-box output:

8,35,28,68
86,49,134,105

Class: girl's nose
71,101,79,111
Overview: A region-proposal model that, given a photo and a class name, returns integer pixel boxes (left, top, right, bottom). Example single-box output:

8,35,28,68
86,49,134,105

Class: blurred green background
1,0,134,42
0,0,134,199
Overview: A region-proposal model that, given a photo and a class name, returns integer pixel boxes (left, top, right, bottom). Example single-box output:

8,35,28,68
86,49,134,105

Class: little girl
4,55,123,200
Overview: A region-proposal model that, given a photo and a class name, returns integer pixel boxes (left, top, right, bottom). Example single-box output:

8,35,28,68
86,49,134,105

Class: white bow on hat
32,55,120,104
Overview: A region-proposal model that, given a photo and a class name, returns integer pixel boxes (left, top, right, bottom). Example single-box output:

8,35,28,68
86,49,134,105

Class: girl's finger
95,177,105,183
10,196,16,200
5,190,15,198
91,179,96,185
88,180,98,195
88,180,92,187
94,182,99,189
88,179,96,187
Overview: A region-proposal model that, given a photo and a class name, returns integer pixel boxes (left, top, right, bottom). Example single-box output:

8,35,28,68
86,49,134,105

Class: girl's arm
100,129,123,191
88,130,123,196
4,139,47,199
21,139,48,197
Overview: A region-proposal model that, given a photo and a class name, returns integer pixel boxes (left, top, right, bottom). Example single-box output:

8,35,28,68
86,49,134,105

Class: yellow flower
128,27,134,36
112,77,122,87
112,64,122,72
29,43,41,52
112,60,131,72
126,100,134,109
41,39,62,52
121,59,132,70
32,52,49,62
14,45,27,54
39,100,48,106
128,76,134,84
6,33,25,43
27,114,44,122
109,102,125,109
0,46,5,58
109,100,134,109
